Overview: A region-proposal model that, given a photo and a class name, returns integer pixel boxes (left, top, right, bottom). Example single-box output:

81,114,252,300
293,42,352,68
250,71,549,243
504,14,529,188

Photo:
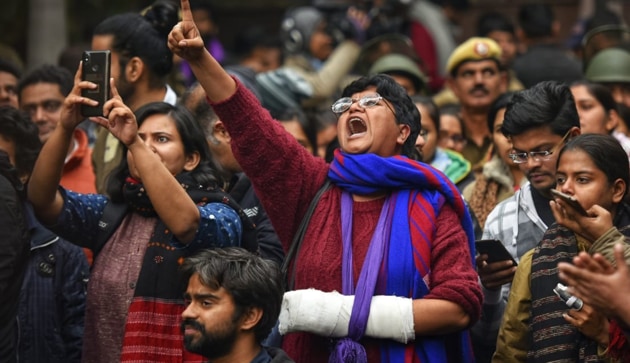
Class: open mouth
348,117,367,137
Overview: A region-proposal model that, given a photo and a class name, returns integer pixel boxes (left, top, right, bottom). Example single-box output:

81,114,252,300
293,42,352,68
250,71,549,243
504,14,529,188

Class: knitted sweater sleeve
210,80,329,248
425,203,483,323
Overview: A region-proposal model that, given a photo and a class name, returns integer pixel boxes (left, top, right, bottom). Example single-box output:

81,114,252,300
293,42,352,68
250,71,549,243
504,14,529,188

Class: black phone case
475,239,517,265
550,189,587,215
81,50,111,117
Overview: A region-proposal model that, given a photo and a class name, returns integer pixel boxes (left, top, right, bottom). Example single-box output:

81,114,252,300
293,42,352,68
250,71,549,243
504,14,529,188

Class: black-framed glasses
508,130,571,164
331,93,394,115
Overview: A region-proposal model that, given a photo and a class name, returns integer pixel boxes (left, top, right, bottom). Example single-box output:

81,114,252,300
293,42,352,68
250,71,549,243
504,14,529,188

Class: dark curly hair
0,105,42,180
181,247,284,344
93,0,178,87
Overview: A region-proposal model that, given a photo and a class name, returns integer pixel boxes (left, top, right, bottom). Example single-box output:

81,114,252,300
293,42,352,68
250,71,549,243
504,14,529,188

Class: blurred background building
0,0,628,73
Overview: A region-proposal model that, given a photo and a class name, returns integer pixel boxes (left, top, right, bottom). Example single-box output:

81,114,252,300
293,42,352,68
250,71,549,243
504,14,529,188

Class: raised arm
169,0,330,246
28,65,96,224
95,82,202,243
168,0,235,103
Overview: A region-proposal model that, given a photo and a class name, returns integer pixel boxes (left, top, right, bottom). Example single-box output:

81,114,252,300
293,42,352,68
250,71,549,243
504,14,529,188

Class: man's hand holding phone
475,239,518,290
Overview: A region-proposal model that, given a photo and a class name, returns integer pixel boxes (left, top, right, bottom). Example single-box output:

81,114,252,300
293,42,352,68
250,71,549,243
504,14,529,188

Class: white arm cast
278,289,415,343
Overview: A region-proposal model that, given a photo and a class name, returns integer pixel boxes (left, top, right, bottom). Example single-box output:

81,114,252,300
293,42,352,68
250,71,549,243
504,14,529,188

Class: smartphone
553,282,584,310
550,189,588,216
475,239,517,265
81,50,111,117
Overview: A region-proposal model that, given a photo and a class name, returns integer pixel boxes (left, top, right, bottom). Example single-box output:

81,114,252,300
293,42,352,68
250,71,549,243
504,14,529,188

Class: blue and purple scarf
328,150,476,363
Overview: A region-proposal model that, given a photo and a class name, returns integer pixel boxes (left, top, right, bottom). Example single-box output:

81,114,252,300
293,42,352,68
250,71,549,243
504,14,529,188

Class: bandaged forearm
278,289,415,343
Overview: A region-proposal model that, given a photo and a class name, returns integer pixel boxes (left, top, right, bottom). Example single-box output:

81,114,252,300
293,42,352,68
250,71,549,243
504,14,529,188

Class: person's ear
240,306,263,332
183,151,201,171
606,109,621,133
568,126,581,139
126,57,144,83
397,123,411,146
612,178,626,204
446,77,461,99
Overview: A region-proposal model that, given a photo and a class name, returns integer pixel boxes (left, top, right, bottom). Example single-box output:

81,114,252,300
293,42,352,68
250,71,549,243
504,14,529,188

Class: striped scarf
119,173,253,362
328,150,476,362
529,203,630,362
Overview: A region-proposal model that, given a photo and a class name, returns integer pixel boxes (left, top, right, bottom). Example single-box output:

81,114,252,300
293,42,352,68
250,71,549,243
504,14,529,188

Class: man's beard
116,75,134,104
181,318,239,359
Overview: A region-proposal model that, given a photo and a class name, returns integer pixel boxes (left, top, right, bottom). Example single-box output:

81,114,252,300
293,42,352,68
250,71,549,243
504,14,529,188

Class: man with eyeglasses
471,81,580,361
168,3,482,360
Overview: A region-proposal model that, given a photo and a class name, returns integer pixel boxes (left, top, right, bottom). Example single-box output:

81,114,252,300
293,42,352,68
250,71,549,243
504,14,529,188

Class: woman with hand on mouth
168,0,482,361
494,133,630,362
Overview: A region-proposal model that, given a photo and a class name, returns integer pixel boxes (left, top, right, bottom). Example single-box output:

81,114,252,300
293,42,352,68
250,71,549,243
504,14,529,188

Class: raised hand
93,78,138,147
59,63,100,132
167,0,235,102
168,0,206,62
550,200,613,242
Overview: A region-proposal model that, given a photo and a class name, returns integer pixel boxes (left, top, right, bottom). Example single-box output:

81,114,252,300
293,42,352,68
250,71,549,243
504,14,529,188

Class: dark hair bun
142,0,180,38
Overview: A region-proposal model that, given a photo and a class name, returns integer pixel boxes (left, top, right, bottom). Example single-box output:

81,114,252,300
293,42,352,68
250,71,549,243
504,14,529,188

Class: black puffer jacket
0,156,30,363
17,203,89,363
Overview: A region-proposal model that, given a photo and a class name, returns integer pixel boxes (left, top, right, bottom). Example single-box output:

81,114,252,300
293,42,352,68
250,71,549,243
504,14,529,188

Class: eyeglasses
508,130,571,164
331,93,394,115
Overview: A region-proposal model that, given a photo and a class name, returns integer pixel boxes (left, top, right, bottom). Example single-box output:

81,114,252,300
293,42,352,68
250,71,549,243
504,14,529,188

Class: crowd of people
2,0,630,362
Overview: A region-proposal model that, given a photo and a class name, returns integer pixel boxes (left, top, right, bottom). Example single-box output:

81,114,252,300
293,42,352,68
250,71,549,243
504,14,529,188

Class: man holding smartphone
470,81,580,362
90,1,179,195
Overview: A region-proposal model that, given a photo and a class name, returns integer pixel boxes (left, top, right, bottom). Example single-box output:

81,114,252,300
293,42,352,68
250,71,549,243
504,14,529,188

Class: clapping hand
558,244,628,320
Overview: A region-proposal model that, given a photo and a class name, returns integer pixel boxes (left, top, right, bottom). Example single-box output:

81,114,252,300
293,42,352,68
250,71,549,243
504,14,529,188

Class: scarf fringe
330,338,367,363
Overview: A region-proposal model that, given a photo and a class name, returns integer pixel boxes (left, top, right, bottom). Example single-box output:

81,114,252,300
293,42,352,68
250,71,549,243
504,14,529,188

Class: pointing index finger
109,78,120,99
180,0,193,22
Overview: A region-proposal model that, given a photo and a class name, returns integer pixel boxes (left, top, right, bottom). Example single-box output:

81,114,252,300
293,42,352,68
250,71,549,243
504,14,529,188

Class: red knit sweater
212,81,482,363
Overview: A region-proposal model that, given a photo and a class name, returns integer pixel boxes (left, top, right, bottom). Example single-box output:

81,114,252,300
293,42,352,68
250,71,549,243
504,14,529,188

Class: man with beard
90,0,179,194
180,248,293,363
472,81,581,361
444,37,507,169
